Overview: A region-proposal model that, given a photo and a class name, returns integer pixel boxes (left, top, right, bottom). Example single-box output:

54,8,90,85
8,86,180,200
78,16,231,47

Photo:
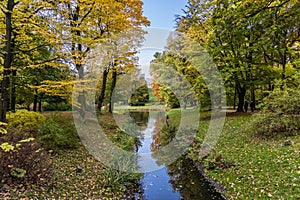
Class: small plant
10,167,26,178
101,167,141,192
0,142,15,152
6,110,45,132
38,113,79,151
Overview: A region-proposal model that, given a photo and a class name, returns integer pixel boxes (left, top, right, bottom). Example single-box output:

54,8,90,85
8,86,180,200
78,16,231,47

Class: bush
129,85,149,106
38,113,79,151
258,88,300,115
6,110,45,132
251,88,300,137
252,113,300,137
42,101,72,111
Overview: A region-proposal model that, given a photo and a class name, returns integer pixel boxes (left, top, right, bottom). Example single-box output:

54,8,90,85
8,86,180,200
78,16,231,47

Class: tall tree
95,28,147,113
0,0,15,121
177,0,300,111
0,0,57,121
52,0,149,115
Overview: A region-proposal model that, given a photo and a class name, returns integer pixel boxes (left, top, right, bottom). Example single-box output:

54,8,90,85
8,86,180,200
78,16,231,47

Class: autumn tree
51,0,149,115
177,0,300,111
0,0,59,121
95,28,147,113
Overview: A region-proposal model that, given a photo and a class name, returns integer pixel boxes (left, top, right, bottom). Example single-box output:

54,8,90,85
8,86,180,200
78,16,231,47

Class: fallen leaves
190,115,300,199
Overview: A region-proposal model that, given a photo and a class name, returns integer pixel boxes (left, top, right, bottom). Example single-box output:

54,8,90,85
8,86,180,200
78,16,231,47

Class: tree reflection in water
129,111,224,200
168,157,224,200
129,111,150,130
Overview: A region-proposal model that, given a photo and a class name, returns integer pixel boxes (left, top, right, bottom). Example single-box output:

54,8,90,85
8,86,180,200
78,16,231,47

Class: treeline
0,0,149,121
151,0,300,111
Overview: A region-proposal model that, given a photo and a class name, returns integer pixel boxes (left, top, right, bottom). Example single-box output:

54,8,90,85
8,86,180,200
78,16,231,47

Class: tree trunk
280,52,287,90
10,70,16,112
33,90,38,112
38,99,42,112
236,81,246,112
97,68,109,112
109,69,117,113
1,0,15,122
233,83,237,110
77,63,86,118
251,89,256,109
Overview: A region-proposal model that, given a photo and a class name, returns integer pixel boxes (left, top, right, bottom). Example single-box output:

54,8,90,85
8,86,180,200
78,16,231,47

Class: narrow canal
128,110,225,200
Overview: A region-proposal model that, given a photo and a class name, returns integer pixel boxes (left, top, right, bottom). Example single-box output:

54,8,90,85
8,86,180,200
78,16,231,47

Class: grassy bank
114,104,165,111
167,109,300,199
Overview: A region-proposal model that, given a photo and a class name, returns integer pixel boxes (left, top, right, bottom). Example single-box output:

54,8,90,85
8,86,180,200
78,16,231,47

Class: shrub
6,110,45,132
42,101,72,111
252,113,299,137
251,88,300,137
38,113,79,151
258,88,300,115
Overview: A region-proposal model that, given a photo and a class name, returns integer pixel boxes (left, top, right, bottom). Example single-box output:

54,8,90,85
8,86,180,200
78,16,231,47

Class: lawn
167,109,300,199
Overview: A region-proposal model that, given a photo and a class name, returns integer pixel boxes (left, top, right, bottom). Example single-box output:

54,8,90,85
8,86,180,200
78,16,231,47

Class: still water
129,111,224,200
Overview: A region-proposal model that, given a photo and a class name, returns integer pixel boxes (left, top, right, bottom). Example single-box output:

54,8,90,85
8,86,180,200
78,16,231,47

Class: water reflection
131,111,181,199
129,111,149,130
168,158,224,200
129,111,224,200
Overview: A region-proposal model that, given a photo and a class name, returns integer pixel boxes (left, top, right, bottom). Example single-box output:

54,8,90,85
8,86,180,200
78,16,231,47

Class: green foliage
101,167,141,192
150,42,213,110
252,113,299,137
38,113,79,151
0,142,15,152
107,128,139,152
129,85,149,106
158,86,180,109
148,88,160,102
98,113,140,152
157,125,177,147
178,0,300,112
42,101,72,111
251,88,300,137
6,110,45,131
19,138,35,143
10,167,26,178
0,122,7,135
259,88,300,115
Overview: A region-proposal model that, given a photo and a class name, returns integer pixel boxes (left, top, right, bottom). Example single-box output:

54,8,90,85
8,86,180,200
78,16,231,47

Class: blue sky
142,0,187,30
138,0,187,81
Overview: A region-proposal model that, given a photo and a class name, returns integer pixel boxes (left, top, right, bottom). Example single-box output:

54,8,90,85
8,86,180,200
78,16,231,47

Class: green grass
168,109,300,199
114,104,165,111
204,116,300,199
